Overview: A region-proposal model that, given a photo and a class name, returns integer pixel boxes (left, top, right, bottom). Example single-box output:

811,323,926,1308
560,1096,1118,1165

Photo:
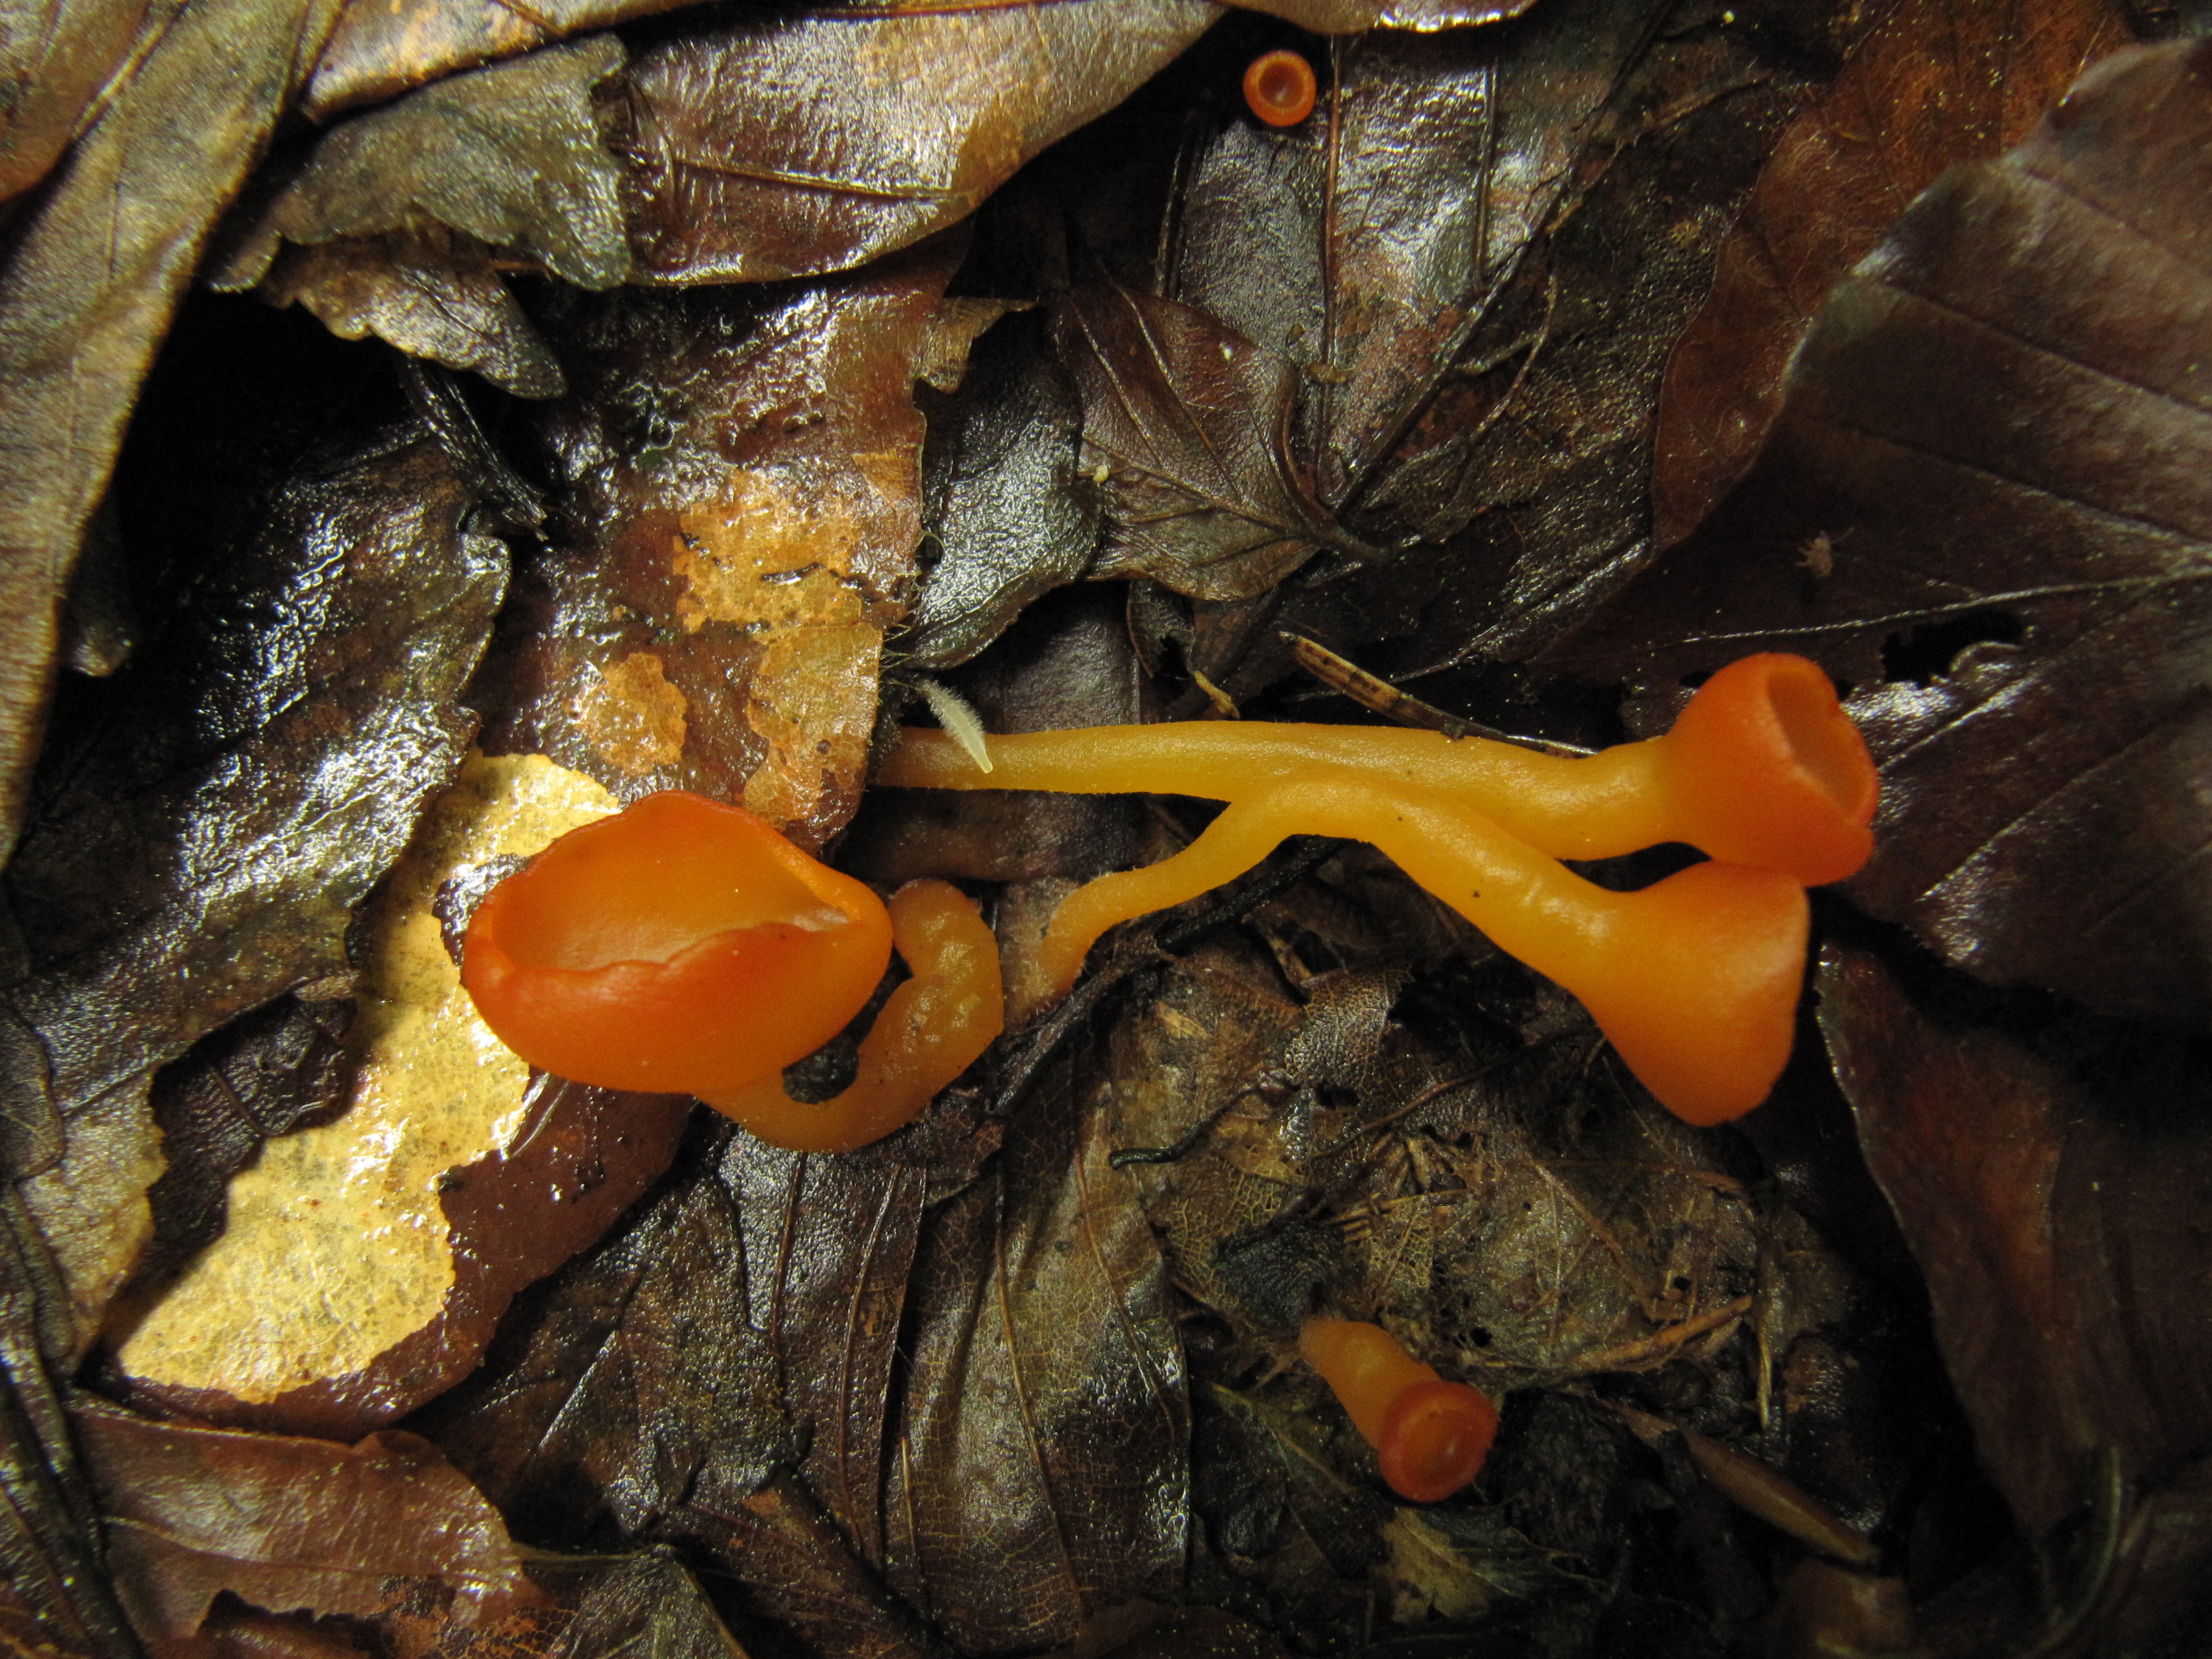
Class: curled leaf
306,0,687,119
0,0,345,861
256,230,567,398
79,1405,528,1643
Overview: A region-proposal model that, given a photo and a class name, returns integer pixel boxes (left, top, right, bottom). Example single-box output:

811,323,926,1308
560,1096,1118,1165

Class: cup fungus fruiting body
879,652,1876,888
461,791,1001,1152
1243,49,1318,126
462,791,892,1097
877,651,1866,1125
1299,1317,1498,1504
1032,772,1807,1126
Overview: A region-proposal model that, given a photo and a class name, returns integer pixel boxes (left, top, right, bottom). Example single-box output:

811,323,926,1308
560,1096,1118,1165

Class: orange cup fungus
1299,1317,1499,1503
462,791,1002,1153
1243,49,1318,127
877,653,1877,1126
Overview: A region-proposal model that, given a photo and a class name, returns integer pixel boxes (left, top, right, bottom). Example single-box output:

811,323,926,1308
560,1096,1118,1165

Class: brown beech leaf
305,0,690,119
0,0,164,201
77,1404,528,1645
879,1051,1189,1653
1549,39,2212,1031
1650,0,2128,548
618,0,1217,285
253,230,567,399
224,36,632,296
1175,0,1664,511
471,239,985,849
0,0,343,863
7,435,503,1121
1819,944,2212,1644
1227,0,1534,28
1360,7,1838,676
1057,283,1371,602
3,435,504,1359
543,1550,750,1659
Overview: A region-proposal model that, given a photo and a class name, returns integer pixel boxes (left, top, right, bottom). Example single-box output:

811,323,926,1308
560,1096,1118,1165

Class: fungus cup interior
1657,653,1875,885
462,791,893,1098
1243,48,1317,126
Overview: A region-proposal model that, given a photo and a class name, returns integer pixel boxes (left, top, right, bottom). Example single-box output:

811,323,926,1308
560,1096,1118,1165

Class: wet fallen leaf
1551,38,2212,1030
1819,941,2212,1645
1650,0,2128,548
0,0,163,201
472,238,981,847
542,1549,752,1659
422,1118,993,1659
224,36,631,296
905,311,1099,670
5,434,504,1356
251,230,567,398
0,0,343,861
219,34,628,392
1173,0,1663,510
305,0,689,119
881,1051,1189,1653
109,754,691,1441
620,1,1220,285
78,1404,528,1647
1372,5,1823,669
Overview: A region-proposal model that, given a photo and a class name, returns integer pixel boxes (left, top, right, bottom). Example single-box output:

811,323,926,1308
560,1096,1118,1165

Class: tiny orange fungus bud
462,791,1000,1152
1299,1317,1498,1503
1243,49,1318,127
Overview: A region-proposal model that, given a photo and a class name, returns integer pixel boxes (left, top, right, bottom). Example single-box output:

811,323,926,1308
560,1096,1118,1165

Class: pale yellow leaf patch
118,752,617,1400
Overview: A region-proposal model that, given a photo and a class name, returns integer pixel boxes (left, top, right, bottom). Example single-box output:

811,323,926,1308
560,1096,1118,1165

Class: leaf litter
5,1,2209,1655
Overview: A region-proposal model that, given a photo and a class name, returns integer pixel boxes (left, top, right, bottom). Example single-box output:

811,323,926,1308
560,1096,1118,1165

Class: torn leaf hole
1880,609,2024,687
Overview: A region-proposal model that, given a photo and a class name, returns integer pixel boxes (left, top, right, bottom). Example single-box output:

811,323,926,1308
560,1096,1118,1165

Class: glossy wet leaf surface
0,0,342,864
1058,282,1370,602
471,239,982,848
1819,940,2212,1655
228,36,632,294
1649,0,2128,548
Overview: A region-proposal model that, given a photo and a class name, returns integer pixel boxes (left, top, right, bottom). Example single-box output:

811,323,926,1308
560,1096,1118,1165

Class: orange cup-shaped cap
1243,49,1318,126
1299,1317,1497,1504
462,791,893,1097
1662,654,1878,887
1379,1379,1500,1505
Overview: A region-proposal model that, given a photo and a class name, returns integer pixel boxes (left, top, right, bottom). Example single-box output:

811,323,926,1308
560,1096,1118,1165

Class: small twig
1603,1399,1880,1569
1109,1095,1241,1168
1282,632,1592,756
1563,1295,1752,1376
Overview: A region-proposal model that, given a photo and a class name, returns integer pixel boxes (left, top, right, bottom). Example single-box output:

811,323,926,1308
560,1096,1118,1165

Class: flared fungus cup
461,790,893,1099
